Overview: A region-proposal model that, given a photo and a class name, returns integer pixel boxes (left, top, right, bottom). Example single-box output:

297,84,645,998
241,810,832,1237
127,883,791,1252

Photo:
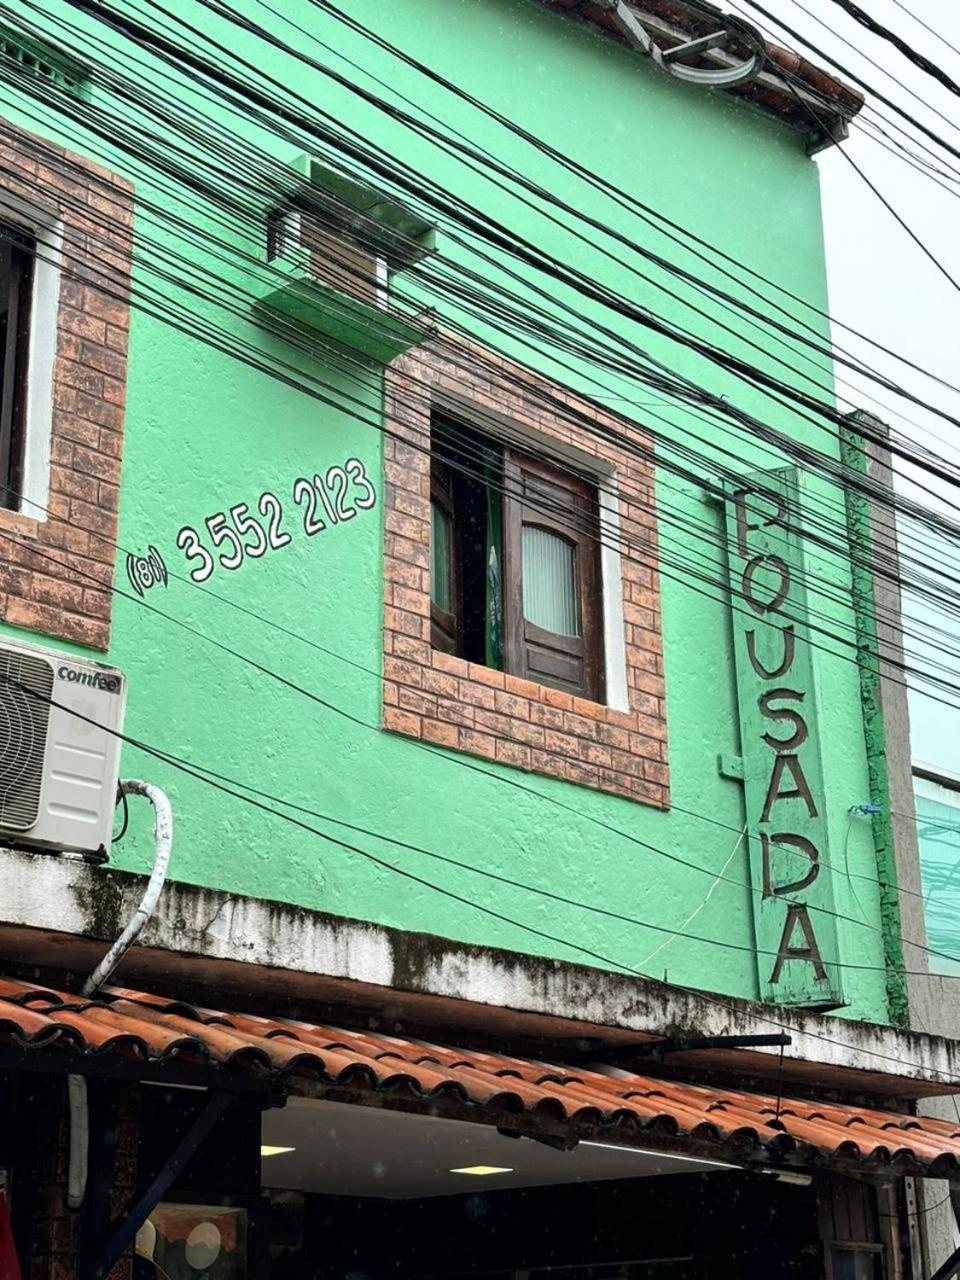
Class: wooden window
504,451,602,701
429,414,603,702
300,213,383,307
817,1174,889,1280
267,206,385,308
0,119,134,652
0,223,33,513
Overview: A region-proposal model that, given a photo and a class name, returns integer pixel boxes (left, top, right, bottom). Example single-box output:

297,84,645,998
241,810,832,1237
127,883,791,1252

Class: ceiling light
449,1165,513,1176
260,1146,296,1158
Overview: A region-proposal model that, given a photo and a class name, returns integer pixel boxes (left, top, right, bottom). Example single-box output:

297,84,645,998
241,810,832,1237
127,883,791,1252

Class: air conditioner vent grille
0,648,53,831
0,29,89,97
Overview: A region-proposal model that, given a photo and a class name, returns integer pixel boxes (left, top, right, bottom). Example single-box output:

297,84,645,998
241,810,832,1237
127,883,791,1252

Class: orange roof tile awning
2,977,959,1180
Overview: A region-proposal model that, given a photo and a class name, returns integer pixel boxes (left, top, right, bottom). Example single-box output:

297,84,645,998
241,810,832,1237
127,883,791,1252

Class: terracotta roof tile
0,978,956,1176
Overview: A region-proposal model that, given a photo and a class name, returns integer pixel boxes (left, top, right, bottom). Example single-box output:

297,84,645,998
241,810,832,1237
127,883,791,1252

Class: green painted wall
0,0,893,1019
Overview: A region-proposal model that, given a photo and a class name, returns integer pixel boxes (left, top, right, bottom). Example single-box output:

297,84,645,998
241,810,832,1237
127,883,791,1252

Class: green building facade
0,0,905,1023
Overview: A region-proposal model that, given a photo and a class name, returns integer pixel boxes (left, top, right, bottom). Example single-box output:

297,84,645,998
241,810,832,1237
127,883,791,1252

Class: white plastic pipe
66,1074,89,1212
80,781,173,997
67,780,173,1212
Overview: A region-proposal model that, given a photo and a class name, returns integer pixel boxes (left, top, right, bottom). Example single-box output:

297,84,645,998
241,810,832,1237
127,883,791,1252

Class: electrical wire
39,0,960,993
294,0,960,437
640,827,749,971
1,17,960,870
1,2,960,1049
299,0,960,401
5,5,960,742
5,76,960,696
15,2,960,660
58,0,960,532
104,0,960,581
742,0,960,168
765,0,960,149
18,0,960,573
5,5,960,947
5,515,959,979
9,666,960,1094
888,0,960,63
824,0,960,102
142,0,960,509
726,0,960,197
111,785,129,845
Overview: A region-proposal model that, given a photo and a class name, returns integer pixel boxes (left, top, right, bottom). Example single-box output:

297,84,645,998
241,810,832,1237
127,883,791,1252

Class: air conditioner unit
0,636,126,859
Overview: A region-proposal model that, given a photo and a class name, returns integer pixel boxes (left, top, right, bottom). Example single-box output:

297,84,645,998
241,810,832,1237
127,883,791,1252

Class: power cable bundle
2,0,960,1020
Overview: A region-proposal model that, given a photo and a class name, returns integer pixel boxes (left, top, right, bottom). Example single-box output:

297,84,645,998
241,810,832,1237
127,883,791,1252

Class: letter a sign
725,468,844,1009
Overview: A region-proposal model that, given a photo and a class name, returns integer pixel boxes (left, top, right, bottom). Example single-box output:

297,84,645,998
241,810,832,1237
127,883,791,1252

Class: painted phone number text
175,457,376,583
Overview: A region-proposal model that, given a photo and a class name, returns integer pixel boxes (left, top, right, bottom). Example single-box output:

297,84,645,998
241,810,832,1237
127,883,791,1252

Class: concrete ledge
2,848,959,1099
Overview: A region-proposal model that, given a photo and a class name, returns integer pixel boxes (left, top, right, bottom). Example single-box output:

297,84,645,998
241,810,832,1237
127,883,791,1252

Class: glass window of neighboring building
914,768,960,976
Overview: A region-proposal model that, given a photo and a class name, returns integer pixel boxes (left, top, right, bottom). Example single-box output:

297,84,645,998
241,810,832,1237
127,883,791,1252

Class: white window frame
0,188,62,522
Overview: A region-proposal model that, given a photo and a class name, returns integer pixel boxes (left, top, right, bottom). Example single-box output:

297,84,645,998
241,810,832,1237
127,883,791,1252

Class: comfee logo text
57,665,121,694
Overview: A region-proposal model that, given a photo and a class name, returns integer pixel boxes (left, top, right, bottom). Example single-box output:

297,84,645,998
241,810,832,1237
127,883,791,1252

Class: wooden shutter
268,209,384,307
430,458,460,655
503,449,602,702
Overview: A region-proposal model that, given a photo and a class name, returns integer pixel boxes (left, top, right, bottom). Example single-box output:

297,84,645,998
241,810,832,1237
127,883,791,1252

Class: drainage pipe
67,780,173,1212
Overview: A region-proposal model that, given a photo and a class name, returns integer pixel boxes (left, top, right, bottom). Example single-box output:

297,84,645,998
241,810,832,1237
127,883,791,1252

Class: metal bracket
661,30,728,63
497,1126,578,1153
570,1029,798,1070
80,1090,234,1280
596,0,766,89
718,752,744,780
582,1032,791,1064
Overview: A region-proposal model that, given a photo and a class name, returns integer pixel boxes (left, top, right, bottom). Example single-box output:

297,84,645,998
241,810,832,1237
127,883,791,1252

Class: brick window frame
0,118,133,651
382,336,669,808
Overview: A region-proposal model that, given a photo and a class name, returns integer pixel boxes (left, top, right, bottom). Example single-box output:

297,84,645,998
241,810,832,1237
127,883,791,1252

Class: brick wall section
24,1077,71,1280
382,336,668,808
0,118,133,651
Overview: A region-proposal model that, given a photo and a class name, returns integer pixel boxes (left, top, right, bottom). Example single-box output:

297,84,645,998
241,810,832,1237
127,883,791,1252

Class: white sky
732,0,960,765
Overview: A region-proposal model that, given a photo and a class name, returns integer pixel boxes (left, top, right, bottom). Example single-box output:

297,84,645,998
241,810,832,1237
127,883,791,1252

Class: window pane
831,1250,880,1280
0,230,34,512
522,526,578,636
431,501,452,612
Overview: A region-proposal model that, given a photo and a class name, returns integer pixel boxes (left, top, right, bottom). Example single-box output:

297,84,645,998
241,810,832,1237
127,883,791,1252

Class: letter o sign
741,554,791,615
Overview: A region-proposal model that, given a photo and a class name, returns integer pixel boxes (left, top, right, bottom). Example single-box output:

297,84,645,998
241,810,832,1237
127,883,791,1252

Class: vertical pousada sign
725,467,844,1009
